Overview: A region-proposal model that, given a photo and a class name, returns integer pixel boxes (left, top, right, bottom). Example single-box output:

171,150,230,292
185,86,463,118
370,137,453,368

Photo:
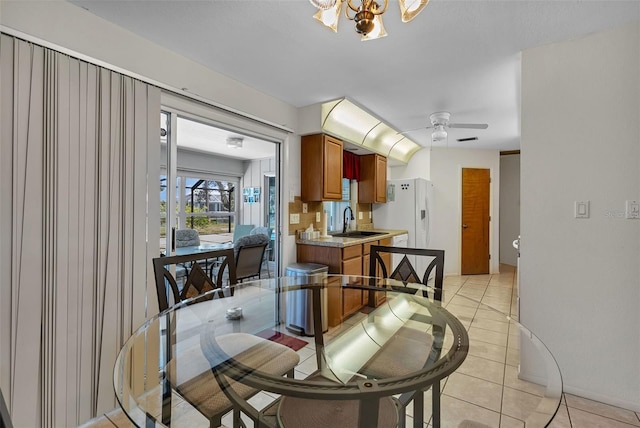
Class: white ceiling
175,116,276,160
72,0,639,155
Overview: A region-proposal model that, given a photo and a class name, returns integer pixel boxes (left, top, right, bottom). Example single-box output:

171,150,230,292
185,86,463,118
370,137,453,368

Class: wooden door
461,168,490,274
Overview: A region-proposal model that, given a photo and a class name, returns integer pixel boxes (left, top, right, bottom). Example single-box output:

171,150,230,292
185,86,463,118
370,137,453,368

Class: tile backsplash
288,196,372,236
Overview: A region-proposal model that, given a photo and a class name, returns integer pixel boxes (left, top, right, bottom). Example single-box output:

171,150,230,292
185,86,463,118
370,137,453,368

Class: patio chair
250,226,273,276
151,249,299,428
175,228,200,248
232,224,254,243
233,234,269,282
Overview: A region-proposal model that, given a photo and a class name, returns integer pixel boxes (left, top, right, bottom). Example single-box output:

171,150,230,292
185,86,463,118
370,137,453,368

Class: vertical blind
0,34,160,426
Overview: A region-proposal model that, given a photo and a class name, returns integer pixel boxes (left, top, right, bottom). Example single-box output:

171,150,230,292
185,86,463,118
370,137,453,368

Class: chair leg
210,414,223,428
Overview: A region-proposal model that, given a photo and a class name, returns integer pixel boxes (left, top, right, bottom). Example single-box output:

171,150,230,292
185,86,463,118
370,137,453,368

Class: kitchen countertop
295,229,408,248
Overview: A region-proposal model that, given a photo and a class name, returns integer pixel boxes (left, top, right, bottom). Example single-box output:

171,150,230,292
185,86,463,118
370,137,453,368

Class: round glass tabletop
114,275,562,428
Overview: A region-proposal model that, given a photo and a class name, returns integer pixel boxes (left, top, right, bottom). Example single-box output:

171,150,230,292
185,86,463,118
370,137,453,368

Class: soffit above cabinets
299,98,423,164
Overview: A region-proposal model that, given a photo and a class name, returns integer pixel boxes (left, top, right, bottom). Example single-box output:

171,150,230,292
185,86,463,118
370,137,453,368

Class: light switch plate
316,212,321,222
359,212,363,220
290,213,300,224
575,201,590,219
302,203,308,214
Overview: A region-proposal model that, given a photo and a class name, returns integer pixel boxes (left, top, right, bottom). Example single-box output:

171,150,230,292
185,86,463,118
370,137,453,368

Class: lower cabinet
341,246,363,318
296,237,393,327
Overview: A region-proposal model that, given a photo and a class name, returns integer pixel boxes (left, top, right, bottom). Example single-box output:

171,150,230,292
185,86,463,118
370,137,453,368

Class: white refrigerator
372,178,434,273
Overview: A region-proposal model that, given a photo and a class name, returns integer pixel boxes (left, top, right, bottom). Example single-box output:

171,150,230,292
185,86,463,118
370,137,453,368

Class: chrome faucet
342,206,354,233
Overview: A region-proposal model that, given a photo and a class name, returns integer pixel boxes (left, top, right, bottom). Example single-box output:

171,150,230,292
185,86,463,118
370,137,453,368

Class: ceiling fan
403,111,488,144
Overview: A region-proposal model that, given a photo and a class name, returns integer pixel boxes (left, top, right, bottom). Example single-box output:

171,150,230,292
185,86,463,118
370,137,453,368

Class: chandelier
309,0,429,41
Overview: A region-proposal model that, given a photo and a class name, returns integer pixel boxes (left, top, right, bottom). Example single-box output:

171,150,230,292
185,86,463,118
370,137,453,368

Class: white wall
429,148,501,275
388,146,431,180
521,22,640,410
499,154,520,266
242,157,277,227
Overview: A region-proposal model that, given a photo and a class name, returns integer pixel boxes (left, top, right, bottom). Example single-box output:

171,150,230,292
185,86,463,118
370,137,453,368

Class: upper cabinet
358,154,387,203
301,134,343,201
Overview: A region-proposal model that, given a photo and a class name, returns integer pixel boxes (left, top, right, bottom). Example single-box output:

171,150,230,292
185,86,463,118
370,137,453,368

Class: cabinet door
375,154,387,203
342,253,363,317
323,136,343,200
358,154,387,203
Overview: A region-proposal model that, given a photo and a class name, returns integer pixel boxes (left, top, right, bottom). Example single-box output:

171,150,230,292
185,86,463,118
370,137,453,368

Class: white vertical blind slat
11,38,45,428
0,34,15,410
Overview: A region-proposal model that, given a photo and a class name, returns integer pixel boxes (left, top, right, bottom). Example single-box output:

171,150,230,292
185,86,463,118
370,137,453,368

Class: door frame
457,166,495,275
159,94,286,276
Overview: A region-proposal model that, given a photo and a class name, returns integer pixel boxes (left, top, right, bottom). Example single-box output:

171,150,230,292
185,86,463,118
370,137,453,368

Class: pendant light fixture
310,0,428,41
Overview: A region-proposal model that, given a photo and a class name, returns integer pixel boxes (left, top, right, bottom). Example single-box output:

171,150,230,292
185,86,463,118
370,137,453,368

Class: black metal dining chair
367,246,446,428
153,248,237,311
369,246,445,301
152,249,299,428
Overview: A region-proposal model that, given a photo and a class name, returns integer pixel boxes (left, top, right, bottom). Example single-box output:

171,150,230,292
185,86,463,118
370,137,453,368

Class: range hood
299,98,422,164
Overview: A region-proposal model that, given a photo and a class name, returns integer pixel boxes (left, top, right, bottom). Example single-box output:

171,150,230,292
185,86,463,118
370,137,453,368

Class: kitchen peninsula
296,229,407,326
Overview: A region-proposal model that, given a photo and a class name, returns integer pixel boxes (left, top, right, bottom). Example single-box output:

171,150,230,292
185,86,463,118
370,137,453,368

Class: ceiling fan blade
398,125,434,135
448,123,488,129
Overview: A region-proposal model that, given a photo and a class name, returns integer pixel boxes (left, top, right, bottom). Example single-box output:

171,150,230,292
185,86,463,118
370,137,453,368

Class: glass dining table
113,275,562,428
173,242,233,256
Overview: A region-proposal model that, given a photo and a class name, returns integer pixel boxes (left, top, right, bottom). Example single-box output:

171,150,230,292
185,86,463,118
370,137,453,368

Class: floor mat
255,329,308,351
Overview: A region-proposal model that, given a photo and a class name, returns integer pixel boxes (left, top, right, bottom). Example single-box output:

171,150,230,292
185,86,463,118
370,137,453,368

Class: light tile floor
82,265,640,427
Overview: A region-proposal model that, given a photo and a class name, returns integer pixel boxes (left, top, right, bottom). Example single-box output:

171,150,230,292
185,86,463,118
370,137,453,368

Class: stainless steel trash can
285,263,328,336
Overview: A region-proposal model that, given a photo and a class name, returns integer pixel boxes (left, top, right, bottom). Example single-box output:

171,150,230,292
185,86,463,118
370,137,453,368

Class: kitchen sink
330,231,384,238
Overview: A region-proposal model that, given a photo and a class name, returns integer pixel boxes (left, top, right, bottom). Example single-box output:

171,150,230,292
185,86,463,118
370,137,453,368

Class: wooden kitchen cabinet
358,153,387,203
301,134,343,201
296,236,396,326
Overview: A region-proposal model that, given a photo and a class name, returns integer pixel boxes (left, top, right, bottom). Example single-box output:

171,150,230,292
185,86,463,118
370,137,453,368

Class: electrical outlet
316,212,320,222
290,213,300,224
369,211,372,219
626,200,640,219
302,203,308,214
359,212,363,220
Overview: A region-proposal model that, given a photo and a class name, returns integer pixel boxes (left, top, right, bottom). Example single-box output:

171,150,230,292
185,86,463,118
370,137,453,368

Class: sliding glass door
159,108,280,274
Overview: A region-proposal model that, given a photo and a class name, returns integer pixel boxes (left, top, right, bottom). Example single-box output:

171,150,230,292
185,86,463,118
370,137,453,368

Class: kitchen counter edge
295,229,408,248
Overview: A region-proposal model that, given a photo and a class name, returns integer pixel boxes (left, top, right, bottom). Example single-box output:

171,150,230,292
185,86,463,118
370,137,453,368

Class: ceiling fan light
226,137,244,149
314,0,343,32
309,0,337,10
432,126,447,142
398,0,429,22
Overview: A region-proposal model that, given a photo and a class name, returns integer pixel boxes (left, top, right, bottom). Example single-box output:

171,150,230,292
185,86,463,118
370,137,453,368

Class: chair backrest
152,248,237,312
232,224,255,242
369,246,444,301
175,228,200,248
234,234,269,282
249,226,270,237
250,226,272,247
